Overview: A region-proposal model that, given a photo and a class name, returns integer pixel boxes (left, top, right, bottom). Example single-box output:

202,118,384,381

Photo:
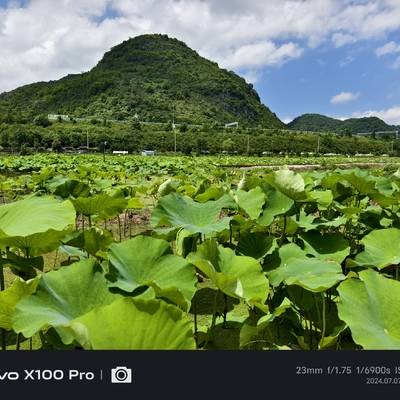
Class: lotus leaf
268,243,345,292
151,193,236,234
337,269,400,349
69,298,196,350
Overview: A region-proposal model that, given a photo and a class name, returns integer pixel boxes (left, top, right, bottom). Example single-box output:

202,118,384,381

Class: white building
141,150,155,156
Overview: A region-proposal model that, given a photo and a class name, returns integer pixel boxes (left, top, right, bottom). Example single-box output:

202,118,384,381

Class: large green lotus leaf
151,193,236,234
270,169,306,200
48,176,90,199
354,228,400,270
321,173,348,190
0,229,70,257
157,178,180,197
63,227,114,257
238,174,262,191
258,188,294,226
306,190,333,210
369,190,398,208
127,197,144,209
292,210,347,232
107,236,196,306
12,259,118,340
0,196,75,237
268,243,345,292
69,298,196,350
59,245,88,260
374,176,395,197
337,269,400,349
188,240,269,306
300,230,350,264
341,169,377,195
71,194,127,219
195,186,226,202
178,184,197,198
234,187,265,220
237,232,277,260
0,277,38,330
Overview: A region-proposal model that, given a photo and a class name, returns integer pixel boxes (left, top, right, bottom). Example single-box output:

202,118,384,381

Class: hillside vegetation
0,34,283,128
288,113,397,134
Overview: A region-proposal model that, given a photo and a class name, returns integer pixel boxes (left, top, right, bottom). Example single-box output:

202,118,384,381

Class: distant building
141,150,155,156
113,150,129,155
48,114,70,121
224,122,239,129
62,147,75,153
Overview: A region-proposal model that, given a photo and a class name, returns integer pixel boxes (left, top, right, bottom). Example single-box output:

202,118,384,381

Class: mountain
0,34,284,128
287,113,397,134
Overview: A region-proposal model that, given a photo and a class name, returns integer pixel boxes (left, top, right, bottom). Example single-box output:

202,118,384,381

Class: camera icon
111,367,132,384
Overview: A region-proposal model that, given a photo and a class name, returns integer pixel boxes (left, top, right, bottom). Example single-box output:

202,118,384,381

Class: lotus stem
223,294,228,328
193,301,198,348
16,333,21,350
0,265,4,291
313,294,322,331
117,215,122,242
320,293,326,348
204,290,219,349
53,249,59,269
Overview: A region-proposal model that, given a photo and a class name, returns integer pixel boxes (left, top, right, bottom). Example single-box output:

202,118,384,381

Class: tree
222,138,235,153
52,137,62,153
34,114,52,127
130,119,141,131
19,143,31,155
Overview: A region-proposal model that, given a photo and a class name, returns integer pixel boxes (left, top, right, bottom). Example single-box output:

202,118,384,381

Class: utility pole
172,104,176,130
172,103,177,153
103,141,107,162
86,128,89,150
247,134,250,155
316,136,320,154
174,129,177,154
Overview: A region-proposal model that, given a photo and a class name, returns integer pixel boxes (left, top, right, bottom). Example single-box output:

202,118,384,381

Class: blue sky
255,34,400,123
0,0,400,124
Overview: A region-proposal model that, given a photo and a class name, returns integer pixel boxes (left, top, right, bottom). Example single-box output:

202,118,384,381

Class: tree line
0,118,397,156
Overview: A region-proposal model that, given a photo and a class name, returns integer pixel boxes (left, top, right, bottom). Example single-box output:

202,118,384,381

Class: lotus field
1,154,400,350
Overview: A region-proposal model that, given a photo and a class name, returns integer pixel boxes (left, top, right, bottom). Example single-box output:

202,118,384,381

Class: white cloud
223,41,303,70
351,106,400,125
332,32,357,47
330,91,360,104
1,1,400,93
375,41,400,56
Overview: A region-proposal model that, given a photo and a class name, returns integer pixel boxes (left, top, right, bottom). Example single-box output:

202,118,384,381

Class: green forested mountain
288,113,397,134
0,34,284,128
